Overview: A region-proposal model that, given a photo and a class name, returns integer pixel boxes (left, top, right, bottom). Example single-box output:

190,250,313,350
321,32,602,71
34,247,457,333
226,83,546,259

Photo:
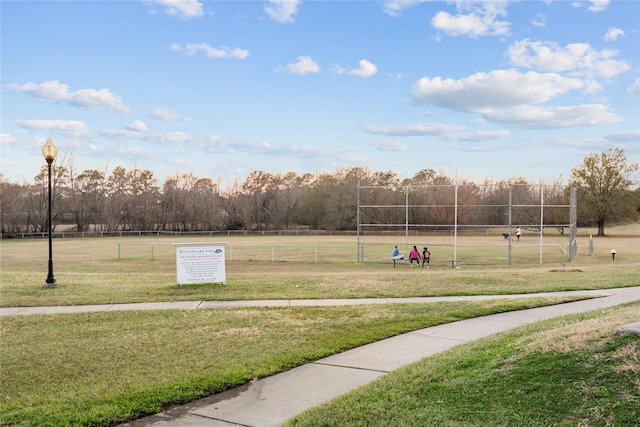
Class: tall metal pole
454,171,458,267
356,185,361,262
539,182,544,265
45,158,57,286
508,184,512,267
405,185,409,251
42,138,57,288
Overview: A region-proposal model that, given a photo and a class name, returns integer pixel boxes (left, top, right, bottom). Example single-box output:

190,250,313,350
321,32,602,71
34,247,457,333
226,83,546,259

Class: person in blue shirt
392,245,404,260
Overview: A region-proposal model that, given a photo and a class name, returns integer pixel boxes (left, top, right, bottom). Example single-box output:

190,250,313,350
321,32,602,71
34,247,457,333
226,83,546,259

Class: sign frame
173,242,227,285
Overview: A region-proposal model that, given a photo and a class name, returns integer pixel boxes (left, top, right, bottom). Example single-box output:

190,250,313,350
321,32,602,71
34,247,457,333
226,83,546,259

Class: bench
390,257,421,267
391,257,405,268
426,259,457,268
392,258,457,268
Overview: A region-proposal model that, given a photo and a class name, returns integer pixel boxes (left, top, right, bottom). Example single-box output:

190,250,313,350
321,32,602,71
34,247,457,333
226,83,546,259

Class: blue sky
2,0,639,187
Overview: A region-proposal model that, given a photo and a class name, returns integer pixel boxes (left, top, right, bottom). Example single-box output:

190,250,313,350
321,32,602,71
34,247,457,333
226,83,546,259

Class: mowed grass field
1,224,639,307
0,224,638,426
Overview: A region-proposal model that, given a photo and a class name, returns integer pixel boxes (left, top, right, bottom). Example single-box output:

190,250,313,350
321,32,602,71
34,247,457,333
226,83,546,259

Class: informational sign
175,243,226,285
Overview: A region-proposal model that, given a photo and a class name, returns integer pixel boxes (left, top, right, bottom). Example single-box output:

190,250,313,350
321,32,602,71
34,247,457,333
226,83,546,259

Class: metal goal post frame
356,183,577,266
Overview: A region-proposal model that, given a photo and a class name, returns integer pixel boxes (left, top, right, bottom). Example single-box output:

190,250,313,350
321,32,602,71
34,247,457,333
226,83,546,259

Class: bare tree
125,168,158,230
0,174,28,233
542,176,570,234
32,163,69,232
190,177,222,230
68,169,107,232
105,166,130,231
161,172,203,231
320,167,371,230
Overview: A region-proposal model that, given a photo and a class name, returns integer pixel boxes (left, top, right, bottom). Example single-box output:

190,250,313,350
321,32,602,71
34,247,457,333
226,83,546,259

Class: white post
454,172,458,266
404,185,409,253
356,186,361,262
540,181,544,265
508,185,512,266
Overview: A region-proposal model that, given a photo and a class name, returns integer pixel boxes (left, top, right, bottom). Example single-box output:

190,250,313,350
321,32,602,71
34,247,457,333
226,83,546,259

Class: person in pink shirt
409,245,420,266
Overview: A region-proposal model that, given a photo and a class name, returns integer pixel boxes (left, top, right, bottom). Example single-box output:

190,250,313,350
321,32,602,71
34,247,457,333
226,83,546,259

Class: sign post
174,243,227,285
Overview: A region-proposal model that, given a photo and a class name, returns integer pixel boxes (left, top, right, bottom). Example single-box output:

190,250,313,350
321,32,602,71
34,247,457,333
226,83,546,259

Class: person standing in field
409,245,421,266
422,247,431,267
516,227,521,241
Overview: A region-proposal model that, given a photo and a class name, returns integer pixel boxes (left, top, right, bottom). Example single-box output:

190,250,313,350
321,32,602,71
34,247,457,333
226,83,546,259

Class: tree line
1,147,637,236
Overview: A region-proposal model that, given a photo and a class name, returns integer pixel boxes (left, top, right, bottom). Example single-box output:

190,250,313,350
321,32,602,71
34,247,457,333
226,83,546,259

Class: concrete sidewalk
0,288,618,317
106,286,639,427
3,288,638,426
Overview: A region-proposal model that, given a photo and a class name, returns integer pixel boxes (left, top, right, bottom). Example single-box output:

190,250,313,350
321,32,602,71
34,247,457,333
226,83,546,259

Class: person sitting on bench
409,245,421,266
422,247,431,267
392,245,404,260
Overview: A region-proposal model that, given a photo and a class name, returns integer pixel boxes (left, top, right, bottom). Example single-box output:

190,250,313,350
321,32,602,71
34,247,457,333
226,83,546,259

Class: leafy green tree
569,147,639,235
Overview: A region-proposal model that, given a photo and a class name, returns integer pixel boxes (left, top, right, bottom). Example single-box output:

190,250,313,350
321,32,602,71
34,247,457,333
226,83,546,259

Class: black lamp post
42,138,58,288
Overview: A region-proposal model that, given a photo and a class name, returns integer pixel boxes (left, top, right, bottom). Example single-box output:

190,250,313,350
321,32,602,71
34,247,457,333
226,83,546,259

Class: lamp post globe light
42,138,58,288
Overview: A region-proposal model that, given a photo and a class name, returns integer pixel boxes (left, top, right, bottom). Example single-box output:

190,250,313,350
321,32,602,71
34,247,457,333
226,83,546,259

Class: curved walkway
0,288,623,317
3,287,639,427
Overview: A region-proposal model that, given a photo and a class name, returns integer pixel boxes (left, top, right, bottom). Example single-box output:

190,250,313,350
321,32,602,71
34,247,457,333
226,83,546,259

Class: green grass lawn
1,225,639,426
1,226,639,307
286,302,640,427
0,297,590,426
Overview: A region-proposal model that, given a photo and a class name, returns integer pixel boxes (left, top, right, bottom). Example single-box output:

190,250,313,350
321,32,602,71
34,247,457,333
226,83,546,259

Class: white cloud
264,0,301,23
380,0,425,17
482,104,622,129
281,144,330,157
604,27,624,41
348,60,378,78
170,43,249,59
16,119,91,138
572,0,610,12
152,131,193,144
330,64,347,76
368,140,408,151
99,129,146,140
101,128,193,144
627,78,640,96
431,2,510,37
588,0,610,12
582,79,604,94
362,122,465,136
507,39,630,78
445,130,510,142
0,134,19,146
382,1,511,37
199,137,272,154
411,69,585,113
196,136,275,155
605,130,640,142
125,120,148,132
6,80,130,113
530,13,546,28
286,56,320,75
151,107,188,121
147,0,204,20
410,69,624,129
